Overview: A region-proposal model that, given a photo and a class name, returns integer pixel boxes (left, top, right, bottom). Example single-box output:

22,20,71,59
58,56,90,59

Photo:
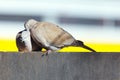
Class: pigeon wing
30,22,75,49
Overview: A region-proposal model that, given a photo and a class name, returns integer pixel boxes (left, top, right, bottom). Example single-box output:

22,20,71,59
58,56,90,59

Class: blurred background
0,0,120,52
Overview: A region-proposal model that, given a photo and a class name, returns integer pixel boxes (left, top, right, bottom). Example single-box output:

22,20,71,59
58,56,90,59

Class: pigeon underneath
16,29,42,52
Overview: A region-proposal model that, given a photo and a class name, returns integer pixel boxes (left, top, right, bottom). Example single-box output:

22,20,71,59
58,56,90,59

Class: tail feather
72,40,96,52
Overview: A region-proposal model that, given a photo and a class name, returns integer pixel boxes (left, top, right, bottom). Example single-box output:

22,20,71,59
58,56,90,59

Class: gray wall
0,52,120,80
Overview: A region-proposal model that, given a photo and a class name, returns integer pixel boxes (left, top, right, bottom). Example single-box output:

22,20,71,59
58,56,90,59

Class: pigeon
16,29,42,52
24,19,96,54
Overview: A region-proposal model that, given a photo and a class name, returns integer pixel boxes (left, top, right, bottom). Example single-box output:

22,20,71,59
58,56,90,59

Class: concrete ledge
0,52,120,80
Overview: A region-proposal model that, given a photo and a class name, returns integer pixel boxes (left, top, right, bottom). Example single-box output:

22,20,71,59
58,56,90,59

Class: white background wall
0,0,120,43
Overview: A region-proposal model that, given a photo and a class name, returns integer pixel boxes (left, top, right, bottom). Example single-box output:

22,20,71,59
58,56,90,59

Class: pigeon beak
81,45,96,52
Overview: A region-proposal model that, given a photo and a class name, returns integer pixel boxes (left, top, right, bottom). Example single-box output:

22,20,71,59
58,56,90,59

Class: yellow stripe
0,39,18,52
0,39,120,52
59,43,120,52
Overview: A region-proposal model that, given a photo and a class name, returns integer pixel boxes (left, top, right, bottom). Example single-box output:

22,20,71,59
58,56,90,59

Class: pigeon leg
41,50,52,56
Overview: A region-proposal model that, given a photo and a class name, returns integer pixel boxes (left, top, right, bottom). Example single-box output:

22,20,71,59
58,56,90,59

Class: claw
41,50,52,57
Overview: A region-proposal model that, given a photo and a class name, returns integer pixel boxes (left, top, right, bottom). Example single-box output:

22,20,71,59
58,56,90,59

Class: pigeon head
24,19,38,30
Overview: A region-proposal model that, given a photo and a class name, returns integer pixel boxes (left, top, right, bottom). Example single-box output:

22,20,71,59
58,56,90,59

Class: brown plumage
24,19,96,54
16,29,42,52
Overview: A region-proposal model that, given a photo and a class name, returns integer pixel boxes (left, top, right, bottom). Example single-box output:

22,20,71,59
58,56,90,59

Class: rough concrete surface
0,52,120,80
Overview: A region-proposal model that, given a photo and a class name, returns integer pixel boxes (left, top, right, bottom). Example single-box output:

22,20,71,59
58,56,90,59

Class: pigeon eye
24,22,29,27
25,24,28,27
24,22,29,28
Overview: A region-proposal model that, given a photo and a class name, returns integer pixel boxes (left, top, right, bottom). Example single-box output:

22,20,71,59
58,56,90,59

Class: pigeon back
30,22,75,48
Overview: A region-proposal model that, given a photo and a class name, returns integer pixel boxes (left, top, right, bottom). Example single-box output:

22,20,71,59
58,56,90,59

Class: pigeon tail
72,40,96,52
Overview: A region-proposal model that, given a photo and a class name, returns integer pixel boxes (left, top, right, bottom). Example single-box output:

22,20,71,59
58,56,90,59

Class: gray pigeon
16,29,42,52
24,19,96,54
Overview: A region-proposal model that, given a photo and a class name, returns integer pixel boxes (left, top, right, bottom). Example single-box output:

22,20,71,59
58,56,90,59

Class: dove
24,19,96,54
16,29,42,52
